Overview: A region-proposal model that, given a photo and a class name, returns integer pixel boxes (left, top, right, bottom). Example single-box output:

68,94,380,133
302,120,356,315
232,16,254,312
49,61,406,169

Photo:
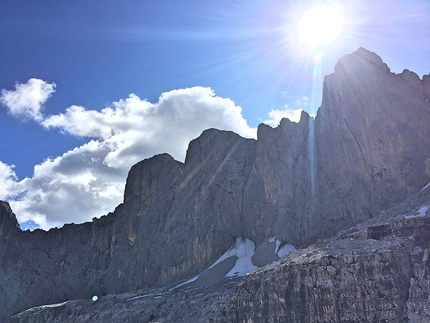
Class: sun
297,3,345,49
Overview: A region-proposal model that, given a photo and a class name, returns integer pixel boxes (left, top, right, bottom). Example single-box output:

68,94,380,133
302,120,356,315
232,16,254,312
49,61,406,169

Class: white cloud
0,162,19,199
1,85,256,230
264,108,304,127
294,96,309,107
0,78,56,121
8,140,124,229
263,96,310,127
42,87,256,167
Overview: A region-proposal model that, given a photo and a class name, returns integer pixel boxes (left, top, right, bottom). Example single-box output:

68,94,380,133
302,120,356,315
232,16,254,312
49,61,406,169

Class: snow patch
38,301,67,309
171,236,296,290
277,243,296,258
171,237,258,290
126,294,154,301
201,237,258,277
421,182,430,192
170,275,199,290
226,237,258,277
268,236,279,246
126,291,171,301
269,236,296,258
403,205,430,219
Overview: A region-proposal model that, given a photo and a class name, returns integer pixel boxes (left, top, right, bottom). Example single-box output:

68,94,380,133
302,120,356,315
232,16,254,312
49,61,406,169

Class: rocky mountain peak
0,201,20,236
123,153,183,212
332,46,390,76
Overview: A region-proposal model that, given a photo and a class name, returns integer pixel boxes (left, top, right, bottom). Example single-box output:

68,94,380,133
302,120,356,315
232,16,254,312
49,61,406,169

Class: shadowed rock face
8,182,430,322
224,187,430,323
1,47,429,321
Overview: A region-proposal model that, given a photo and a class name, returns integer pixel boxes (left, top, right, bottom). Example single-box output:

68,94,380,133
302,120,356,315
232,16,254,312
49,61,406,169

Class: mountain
1,47,429,322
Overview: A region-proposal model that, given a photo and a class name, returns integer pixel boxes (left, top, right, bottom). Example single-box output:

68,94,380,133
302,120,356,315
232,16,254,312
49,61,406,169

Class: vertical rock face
229,246,413,323
0,48,429,320
7,188,430,322
313,47,430,245
0,201,20,236
0,202,22,323
223,188,430,323
252,114,317,245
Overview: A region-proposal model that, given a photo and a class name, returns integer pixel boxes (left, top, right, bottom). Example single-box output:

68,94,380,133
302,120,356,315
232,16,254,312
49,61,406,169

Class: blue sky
0,0,429,230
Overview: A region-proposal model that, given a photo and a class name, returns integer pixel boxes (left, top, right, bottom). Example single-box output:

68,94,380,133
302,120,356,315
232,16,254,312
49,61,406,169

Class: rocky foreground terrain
1,47,430,322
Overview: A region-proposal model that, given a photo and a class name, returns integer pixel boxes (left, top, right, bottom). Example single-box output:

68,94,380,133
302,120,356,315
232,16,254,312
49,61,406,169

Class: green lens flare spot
92,295,98,302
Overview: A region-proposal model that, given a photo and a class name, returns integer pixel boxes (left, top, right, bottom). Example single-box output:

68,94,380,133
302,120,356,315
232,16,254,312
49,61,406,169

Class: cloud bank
0,79,257,229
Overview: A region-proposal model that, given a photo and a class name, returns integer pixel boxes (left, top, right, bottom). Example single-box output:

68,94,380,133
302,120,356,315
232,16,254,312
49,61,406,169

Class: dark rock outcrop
0,202,23,322
1,48,430,320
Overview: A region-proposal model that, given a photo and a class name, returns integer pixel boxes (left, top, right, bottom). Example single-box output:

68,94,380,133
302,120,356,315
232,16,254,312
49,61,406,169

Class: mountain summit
1,48,430,322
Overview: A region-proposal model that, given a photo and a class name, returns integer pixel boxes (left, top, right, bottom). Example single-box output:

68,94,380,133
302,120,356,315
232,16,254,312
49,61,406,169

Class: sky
0,0,429,230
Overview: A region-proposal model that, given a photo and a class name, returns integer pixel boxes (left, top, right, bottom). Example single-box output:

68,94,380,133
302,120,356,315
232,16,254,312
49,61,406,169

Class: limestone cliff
8,179,430,322
0,48,429,321
225,185,430,322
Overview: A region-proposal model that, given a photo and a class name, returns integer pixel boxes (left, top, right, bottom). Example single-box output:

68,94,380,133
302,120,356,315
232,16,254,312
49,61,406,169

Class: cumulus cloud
42,87,255,165
1,85,256,229
7,140,124,229
0,78,56,121
264,108,303,127
0,162,19,199
263,96,310,127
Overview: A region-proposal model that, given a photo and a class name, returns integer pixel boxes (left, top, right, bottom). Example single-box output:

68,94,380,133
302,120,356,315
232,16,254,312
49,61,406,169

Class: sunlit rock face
1,47,430,321
313,47,430,245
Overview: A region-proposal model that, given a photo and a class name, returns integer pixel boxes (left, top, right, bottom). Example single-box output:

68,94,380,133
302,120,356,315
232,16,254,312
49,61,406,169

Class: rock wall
314,48,430,241
8,183,430,322
225,187,430,322
0,202,23,323
1,48,430,320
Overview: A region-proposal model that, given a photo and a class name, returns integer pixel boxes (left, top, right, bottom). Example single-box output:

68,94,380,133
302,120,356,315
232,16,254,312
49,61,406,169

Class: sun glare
298,4,345,49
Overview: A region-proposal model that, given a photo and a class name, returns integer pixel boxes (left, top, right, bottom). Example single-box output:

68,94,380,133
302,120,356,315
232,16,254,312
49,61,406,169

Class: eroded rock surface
225,186,430,322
